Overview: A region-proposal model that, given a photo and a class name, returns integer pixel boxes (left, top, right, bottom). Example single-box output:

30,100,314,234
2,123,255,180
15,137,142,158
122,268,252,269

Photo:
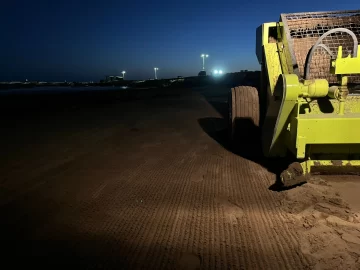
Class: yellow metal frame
331,45,360,74
263,43,281,93
301,160,360,174
256,18,360,179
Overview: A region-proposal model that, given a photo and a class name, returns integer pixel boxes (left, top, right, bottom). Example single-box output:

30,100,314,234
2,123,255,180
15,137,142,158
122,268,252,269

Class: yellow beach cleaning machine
229,10,360,186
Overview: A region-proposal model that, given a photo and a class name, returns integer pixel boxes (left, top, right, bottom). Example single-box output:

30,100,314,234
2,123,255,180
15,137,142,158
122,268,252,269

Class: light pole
154,67,159,80
201,54,209,70
122,71,126,79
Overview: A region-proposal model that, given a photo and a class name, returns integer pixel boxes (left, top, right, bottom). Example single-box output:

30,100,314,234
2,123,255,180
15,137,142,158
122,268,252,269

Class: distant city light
213,69,224,76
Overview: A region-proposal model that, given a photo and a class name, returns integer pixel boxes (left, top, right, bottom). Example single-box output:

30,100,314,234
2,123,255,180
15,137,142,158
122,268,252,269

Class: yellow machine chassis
255,11,360,185
301,160,360,174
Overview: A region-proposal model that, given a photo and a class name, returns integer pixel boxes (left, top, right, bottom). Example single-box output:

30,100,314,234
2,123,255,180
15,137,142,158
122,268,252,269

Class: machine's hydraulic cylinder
303,79,329,98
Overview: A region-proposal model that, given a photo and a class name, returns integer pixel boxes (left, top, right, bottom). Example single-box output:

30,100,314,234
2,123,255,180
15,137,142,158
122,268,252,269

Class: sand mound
281,177,360,270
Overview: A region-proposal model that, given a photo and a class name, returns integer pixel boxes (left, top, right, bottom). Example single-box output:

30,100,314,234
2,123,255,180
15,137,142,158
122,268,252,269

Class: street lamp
154,67,159,80
201,54,209,70
122,71,126,79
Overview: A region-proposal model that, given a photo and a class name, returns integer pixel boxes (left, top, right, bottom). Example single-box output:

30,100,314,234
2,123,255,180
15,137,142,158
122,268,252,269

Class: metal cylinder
328,86,340,99
306,79,329,97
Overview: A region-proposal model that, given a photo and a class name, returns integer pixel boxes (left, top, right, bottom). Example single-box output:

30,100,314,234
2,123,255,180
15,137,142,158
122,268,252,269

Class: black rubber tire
228,86,260,155
228,87,236,141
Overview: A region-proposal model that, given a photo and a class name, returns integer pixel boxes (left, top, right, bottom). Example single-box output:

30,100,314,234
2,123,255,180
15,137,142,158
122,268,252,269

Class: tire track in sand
1,89,312,270
243,160,309,269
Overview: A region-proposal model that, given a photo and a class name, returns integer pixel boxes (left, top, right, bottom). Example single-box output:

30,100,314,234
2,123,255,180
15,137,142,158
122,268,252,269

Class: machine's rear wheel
228,86,260,155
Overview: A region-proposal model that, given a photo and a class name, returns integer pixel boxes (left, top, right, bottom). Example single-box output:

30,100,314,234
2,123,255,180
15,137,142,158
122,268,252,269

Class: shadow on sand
197,87,300,191
198,116,298,191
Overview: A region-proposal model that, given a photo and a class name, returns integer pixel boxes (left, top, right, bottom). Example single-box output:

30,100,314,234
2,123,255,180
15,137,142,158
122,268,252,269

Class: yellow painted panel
297,116,360,144
263,43,282,93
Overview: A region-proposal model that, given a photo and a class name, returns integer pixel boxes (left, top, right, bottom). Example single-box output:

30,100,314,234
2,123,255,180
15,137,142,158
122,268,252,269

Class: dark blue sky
1,1,358,81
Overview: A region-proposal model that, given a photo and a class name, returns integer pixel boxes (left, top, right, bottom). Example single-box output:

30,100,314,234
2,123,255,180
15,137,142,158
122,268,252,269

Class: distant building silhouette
105,75,124,82
198,71,206,76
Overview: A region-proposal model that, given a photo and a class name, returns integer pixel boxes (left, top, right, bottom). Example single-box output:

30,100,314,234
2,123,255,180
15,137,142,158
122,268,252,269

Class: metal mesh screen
281,10,360,84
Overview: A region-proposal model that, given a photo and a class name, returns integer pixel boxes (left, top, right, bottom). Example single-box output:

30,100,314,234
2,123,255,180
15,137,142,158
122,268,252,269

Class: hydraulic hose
317,44,334,58
305,28,358,80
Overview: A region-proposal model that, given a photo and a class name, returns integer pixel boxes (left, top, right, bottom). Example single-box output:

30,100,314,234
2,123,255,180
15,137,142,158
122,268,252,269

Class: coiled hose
304,28,358,80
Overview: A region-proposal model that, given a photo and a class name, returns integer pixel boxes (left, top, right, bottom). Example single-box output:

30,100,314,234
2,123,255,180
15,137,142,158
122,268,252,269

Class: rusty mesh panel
281,10,360,83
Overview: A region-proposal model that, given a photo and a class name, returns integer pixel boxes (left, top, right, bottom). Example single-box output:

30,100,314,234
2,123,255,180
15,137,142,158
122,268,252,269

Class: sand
0,86,359,269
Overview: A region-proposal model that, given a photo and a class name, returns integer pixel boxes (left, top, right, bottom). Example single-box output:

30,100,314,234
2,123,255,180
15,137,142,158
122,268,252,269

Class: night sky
1,1,358,82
